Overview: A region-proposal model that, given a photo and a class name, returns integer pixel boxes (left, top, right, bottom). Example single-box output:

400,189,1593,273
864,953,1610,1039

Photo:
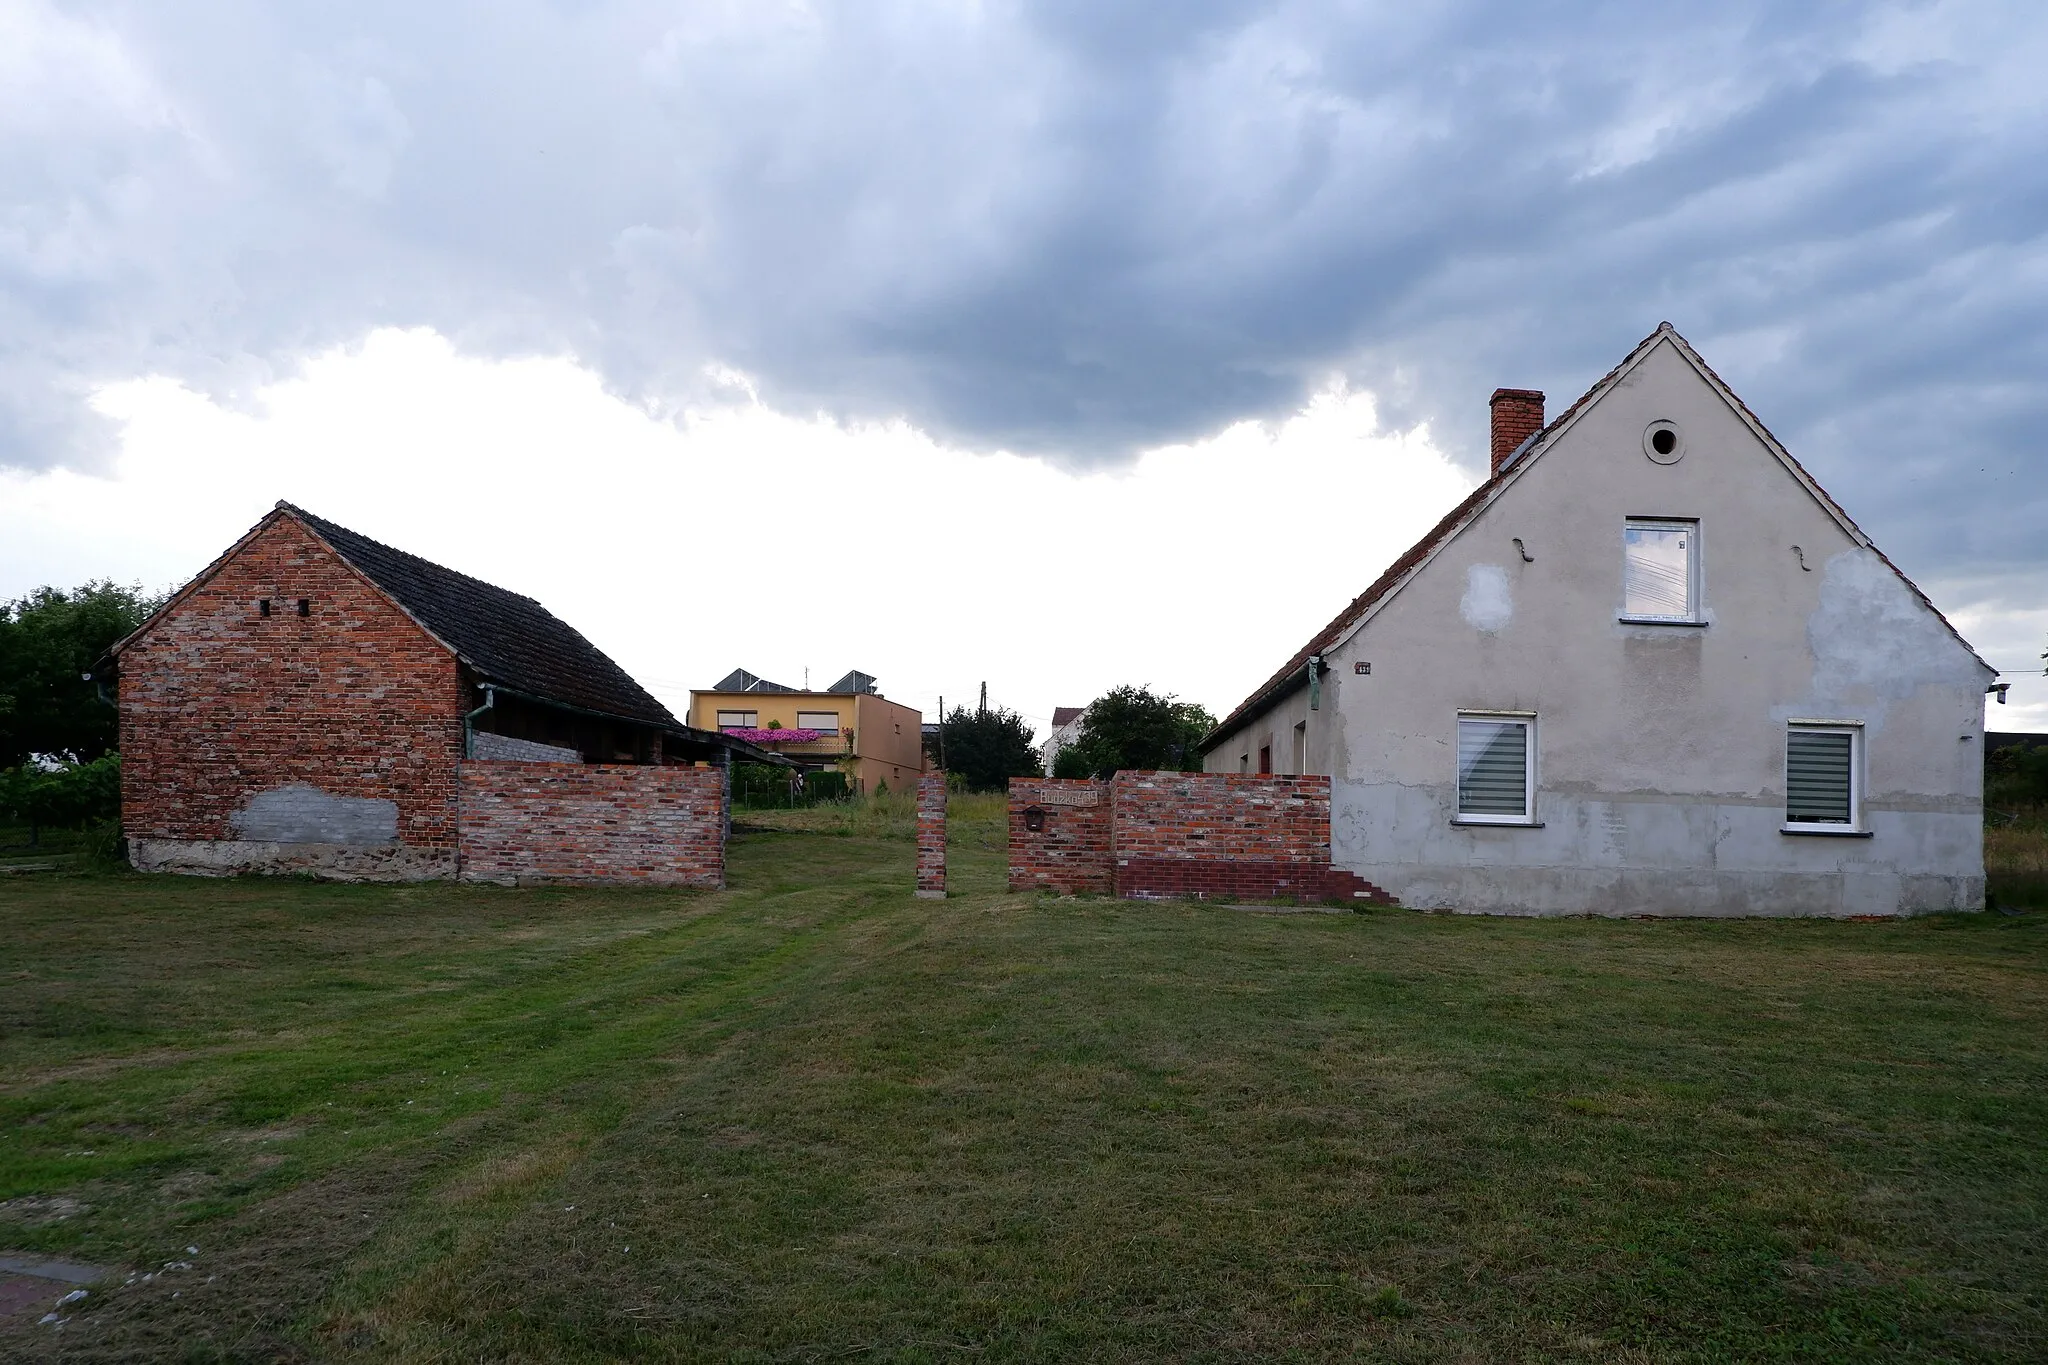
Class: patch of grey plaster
471,732,582,763
1459,563,1513,632
228,784,399,845
1807,549,1984,710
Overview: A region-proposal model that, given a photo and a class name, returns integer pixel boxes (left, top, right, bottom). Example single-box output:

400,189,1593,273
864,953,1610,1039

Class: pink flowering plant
726,728,827,745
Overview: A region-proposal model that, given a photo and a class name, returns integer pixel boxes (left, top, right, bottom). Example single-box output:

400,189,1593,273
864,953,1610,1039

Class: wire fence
731,764,852,810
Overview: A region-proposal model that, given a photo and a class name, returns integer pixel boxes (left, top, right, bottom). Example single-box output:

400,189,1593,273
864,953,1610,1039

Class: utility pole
979,680,987,715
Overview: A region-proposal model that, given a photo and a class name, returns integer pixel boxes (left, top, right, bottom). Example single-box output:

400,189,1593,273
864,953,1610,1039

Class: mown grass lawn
2,803,2044,1363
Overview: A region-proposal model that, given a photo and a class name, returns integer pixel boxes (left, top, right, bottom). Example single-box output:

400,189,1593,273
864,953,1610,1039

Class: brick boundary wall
1008,778,1114,894
458,762,725,887
1111,771,1332,862
1113,772,1339,902
1008,772,1395,906
916,772,947,898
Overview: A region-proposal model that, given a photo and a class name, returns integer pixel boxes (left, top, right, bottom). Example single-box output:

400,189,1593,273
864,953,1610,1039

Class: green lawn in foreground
1,803,2044,1363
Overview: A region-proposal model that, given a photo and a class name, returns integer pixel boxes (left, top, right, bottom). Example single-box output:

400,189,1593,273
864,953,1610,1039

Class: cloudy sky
3,0,2043,731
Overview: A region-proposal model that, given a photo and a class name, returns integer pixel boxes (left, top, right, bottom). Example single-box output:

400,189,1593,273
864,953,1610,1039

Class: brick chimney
1489,388,1545,477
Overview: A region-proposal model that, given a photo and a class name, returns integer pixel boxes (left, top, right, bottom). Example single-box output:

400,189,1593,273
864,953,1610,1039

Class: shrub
0,753,122,843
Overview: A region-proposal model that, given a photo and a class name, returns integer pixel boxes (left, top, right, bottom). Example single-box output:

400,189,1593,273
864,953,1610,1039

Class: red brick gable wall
119,515,465,846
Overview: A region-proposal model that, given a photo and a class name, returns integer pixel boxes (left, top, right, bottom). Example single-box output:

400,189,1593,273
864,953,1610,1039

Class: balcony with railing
719,726,855,760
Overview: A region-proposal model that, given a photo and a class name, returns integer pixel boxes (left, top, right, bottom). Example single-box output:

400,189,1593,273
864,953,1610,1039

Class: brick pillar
916,771,947,898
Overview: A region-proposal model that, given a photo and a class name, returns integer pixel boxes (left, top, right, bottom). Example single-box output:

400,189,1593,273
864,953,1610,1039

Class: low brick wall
1111,772,1330,860
458,763,724,887
916,773,947,897
1112,772,1332,901
1009,771,1394,905
1008,778,1113,894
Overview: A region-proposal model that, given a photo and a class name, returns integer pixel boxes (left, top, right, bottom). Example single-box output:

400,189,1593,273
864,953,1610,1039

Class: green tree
1987,741,2048,807
0,753,123,845
1065,685,1217,779
1050,745,1094,780
930,704,1043,792
0,581,163,766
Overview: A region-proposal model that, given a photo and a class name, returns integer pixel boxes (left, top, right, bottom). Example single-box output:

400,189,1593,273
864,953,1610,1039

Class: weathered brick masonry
458,763,725,886
1008,778,1114,894
1009,772,1394,905
122,516,464,878
1113,771,1333,902
116,504,749,885
916,773,947,897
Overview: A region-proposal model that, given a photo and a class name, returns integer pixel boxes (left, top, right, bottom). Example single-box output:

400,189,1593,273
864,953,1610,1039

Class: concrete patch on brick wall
228,784,400,844
128,838,455,882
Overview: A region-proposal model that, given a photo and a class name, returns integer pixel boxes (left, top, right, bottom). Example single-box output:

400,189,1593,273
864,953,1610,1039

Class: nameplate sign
1036,787,1100,807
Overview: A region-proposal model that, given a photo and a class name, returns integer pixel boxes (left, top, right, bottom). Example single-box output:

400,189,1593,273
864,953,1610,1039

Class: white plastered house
1200,324,1999,917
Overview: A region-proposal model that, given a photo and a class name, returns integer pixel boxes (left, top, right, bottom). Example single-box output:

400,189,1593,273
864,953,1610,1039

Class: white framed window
1622,518,1700,622
1456,713,1536,823
715,709,758,731
795,710,840,733
1784,722,1863,833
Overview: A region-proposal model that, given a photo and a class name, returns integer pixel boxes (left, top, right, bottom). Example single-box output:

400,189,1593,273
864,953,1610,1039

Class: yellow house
689,668,926,794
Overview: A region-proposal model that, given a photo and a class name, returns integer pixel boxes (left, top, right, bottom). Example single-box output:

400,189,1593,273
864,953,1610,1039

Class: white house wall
1223,338,1989,916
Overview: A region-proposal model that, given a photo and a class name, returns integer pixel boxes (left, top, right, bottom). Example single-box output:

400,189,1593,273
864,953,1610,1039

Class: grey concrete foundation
128,838,455,882
1333,783,1983,917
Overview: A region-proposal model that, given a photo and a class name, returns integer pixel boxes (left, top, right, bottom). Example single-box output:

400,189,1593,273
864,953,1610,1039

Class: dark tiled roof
288,505,679,729
1199,477,1500,752
1051,706,1086,728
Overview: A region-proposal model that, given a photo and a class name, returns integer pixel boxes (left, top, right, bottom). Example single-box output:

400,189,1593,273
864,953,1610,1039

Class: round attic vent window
1644,420,1684,464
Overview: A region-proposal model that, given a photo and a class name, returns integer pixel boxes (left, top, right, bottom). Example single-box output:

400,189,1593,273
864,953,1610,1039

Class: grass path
2,814,2044,1361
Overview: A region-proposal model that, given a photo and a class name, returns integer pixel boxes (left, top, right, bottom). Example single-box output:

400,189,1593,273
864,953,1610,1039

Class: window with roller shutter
1456,715,1536,823
1785,725,1860,830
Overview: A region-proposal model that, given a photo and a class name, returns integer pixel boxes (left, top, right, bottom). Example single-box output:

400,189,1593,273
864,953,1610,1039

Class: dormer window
1622,518,1702,624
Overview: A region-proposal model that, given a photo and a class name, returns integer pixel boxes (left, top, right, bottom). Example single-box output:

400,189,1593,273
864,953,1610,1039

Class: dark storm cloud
3,0,2043,578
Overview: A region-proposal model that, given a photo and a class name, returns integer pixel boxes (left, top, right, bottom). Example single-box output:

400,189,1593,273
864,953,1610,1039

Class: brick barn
99,502,778,883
